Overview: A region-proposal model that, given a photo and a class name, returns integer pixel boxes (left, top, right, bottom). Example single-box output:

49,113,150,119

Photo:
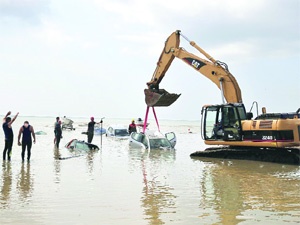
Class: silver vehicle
129,130,176,150
106,125,129,139
65,139,99,151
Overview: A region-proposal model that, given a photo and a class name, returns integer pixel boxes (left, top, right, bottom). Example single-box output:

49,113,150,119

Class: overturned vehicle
65,139,99,151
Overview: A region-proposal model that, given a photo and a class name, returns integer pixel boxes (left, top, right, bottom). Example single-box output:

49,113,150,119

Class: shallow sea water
0,117,299,225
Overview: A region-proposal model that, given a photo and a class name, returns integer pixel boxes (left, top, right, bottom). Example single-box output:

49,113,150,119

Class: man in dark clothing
128,120,137,134
54,117,62,148
2,111,19,161
18,121,36,162
87,117,102,143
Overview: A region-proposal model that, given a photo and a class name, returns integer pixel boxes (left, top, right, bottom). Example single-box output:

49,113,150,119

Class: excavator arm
145,30,242,107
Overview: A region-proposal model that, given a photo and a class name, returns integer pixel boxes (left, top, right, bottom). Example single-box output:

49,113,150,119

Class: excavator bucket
144,89,181,107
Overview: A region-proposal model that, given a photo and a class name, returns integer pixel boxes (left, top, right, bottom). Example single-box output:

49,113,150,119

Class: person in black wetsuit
54,117,62,148
87,117,102,143
2,111,19,161
18,121,36,162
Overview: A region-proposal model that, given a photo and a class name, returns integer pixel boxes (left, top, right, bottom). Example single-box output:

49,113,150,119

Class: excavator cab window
222,106,242,141
202,104,245,141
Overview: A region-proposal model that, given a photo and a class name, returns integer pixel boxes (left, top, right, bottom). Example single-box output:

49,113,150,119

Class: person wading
87,117,102,143
128,120,137,134
54,117,62,148
18,121,36,162
2,111,19,161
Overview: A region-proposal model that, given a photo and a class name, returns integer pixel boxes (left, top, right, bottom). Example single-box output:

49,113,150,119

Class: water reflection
53,148,61,183
0,162,12,208
86,150,97,174
194,158,300,224
17,163,34,201
128,148,176,170
129,148,177,225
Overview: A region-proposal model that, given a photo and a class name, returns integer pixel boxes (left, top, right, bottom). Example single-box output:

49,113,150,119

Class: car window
131,133,139,141
165,132,175,141
132,132,144,141
137,133,145,142
115,129,129,136
75,142,90,151
149,138,171,148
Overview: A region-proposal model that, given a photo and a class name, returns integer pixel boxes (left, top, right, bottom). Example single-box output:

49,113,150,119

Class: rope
143,106,160,133
152,107,160,132
143,106,150,133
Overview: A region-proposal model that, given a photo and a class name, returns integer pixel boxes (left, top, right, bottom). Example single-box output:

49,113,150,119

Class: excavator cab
201,103,247,141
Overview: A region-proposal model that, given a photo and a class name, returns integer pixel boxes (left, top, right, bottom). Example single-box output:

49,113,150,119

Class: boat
62,116,75,130
135,118,149,132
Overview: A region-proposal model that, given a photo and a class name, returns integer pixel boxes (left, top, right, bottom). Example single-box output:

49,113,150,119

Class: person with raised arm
2,111,19,161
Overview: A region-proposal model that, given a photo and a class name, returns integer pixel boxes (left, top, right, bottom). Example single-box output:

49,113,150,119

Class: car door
129,132,148,149
165,132,176,148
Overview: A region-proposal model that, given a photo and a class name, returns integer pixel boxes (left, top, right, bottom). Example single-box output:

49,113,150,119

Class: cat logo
182,57,205,70
192,60,201,69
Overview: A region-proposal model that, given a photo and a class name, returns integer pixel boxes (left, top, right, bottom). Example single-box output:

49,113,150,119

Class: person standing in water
2,111,19,161
54,117,62,148
18,121,36,162
87,117,102,143
128,119,137,134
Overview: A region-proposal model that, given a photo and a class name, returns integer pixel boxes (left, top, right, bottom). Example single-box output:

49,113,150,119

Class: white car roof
144,130,165,139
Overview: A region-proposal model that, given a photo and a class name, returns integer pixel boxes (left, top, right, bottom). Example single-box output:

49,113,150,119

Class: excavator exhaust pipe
144,89,181,107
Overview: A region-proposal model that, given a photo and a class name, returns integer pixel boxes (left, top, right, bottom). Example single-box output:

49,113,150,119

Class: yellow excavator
145,30,300,149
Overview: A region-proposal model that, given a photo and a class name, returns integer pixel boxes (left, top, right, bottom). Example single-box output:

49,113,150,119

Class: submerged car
129,130,176,150
81,127,106,136
94,127,106,135
106,125,129,139
65,139,99,151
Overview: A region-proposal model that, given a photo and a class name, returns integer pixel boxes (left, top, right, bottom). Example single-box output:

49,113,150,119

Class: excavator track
190,147,300,165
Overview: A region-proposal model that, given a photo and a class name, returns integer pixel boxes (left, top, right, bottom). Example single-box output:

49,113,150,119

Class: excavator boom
145,30,242,107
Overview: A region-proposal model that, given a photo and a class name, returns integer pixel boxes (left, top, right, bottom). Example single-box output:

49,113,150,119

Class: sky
0,0,299,121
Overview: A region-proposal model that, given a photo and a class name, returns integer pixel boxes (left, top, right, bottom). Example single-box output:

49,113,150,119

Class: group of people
54,116,103,147
3,112,138,162
2,111,36,162
2,112,97,163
